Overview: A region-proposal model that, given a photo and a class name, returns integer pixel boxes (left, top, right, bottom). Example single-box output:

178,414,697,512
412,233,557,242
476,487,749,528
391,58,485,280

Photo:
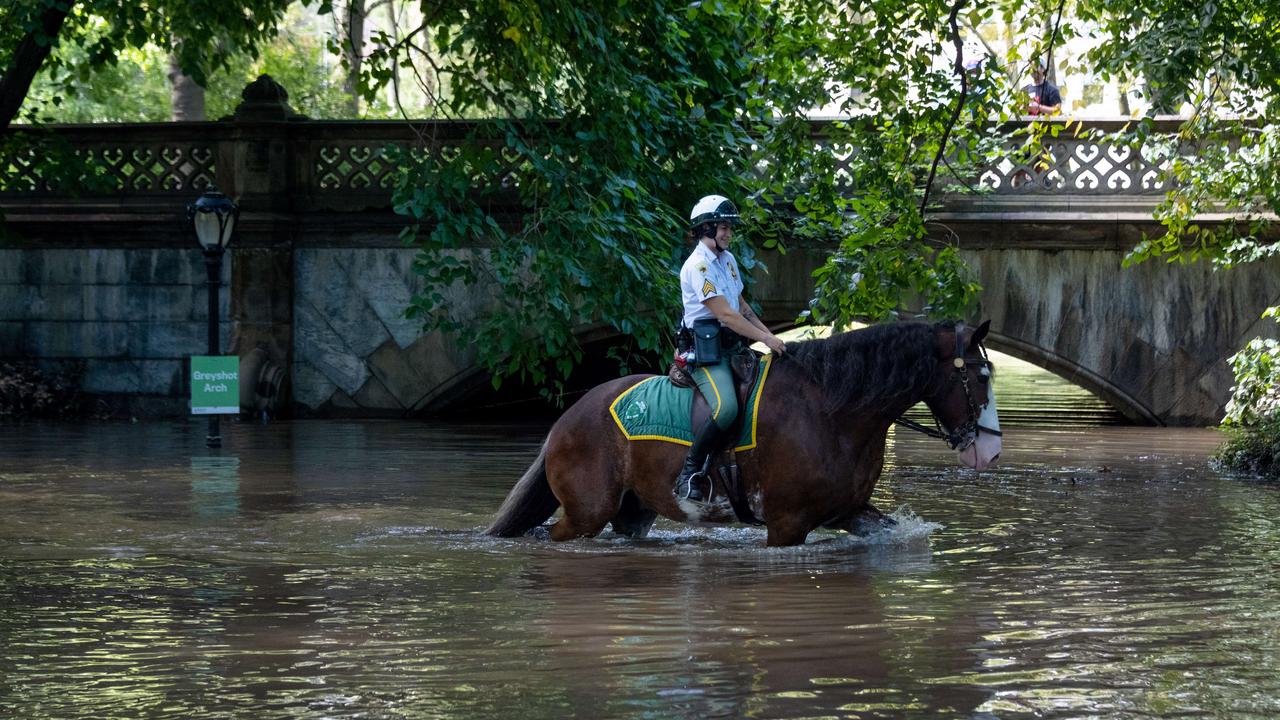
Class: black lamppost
187,190,238,448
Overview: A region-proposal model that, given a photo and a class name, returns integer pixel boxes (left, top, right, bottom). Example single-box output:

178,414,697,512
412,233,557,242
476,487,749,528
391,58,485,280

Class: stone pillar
221,75,305,414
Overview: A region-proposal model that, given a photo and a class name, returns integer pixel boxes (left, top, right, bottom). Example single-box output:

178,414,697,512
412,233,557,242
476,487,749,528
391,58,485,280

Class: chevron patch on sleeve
701,279,717,297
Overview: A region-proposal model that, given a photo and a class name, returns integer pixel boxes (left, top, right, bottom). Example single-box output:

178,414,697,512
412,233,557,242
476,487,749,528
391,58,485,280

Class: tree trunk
385,0,401,107
167,52,207,121
0,3,74,132
343,0,367,117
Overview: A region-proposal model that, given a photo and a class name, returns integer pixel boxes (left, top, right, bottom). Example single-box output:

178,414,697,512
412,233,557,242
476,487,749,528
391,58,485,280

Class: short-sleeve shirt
680,241,743,327
1023,80,1062,113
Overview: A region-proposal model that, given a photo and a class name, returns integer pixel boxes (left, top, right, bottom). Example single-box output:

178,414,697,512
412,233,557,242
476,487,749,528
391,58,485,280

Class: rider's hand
764,335,786,356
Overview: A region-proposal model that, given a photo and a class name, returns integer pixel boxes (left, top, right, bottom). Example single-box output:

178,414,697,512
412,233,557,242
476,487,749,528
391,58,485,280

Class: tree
167,50,206,121
0,2,70,130
1,0,309,131
364,0,993,396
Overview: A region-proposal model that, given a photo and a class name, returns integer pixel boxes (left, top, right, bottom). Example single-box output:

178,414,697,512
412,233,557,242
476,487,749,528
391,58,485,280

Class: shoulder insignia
730,266,738,280
702,279,717,297
696,262,708,275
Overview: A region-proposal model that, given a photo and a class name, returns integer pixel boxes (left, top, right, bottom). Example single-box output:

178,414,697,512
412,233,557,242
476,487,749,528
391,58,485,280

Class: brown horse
486,320,1002,547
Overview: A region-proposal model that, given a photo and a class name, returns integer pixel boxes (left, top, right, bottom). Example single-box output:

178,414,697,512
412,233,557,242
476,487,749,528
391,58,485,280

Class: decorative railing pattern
976,134,1181,195
3,142,216,194
309,131,530,197
1,118,1203,208
1,125,223,197
314,143,402,191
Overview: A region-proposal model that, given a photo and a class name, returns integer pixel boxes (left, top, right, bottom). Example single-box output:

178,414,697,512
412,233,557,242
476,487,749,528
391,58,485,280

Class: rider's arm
704,296,786,355
738,294,772,336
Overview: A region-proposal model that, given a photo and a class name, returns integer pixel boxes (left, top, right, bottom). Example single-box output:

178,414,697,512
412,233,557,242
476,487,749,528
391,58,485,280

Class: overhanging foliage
1,0,306,130
375,0,1005,395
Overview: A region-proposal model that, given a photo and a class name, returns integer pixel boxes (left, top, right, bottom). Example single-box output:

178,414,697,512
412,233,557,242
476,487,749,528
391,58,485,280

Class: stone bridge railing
1,114,1195,219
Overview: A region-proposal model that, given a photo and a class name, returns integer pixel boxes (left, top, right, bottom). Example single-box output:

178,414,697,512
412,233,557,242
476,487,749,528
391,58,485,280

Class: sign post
191,356,240,416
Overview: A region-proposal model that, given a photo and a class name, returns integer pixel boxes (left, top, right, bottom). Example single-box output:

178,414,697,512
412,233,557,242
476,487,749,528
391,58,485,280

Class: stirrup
675,470,711,503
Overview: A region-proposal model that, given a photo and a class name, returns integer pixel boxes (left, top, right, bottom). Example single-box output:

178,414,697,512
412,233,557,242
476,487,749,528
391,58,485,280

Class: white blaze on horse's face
957,366,1002,471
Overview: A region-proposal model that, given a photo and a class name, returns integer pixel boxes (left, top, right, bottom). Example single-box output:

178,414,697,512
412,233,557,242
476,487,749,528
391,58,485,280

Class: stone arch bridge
2,98,1276,424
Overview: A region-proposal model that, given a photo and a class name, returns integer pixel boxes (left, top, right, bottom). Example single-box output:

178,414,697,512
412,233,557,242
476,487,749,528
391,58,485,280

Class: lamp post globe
188,190,239,252
187,190,238,448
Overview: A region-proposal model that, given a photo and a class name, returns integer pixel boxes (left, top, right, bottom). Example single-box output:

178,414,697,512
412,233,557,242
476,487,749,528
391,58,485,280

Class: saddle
668,351,765,524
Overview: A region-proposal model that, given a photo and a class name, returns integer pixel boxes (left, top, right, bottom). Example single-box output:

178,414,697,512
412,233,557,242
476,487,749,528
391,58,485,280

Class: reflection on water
1,420,1278,719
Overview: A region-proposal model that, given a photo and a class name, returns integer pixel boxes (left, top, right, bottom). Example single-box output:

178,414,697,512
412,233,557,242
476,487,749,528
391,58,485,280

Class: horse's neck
781,348,932,423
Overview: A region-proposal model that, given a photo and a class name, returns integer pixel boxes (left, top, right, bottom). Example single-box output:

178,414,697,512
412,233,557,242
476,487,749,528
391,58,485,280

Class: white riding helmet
688,195,741,229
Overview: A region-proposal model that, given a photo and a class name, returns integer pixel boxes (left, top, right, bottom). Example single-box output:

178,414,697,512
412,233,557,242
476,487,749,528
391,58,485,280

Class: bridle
895,321,1003,451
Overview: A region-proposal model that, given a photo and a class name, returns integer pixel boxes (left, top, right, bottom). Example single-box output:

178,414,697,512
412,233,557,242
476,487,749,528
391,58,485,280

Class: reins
893,416,952,441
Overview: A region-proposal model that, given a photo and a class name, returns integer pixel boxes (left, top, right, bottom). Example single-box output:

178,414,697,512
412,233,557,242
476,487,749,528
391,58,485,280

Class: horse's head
924,320,1002,471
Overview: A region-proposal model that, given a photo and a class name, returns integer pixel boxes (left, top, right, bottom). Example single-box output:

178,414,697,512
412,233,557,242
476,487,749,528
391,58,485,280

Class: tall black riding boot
674,417,726,503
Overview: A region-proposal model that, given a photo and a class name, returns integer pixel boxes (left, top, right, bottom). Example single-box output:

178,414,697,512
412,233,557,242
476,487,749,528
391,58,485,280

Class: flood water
1,419,1278,719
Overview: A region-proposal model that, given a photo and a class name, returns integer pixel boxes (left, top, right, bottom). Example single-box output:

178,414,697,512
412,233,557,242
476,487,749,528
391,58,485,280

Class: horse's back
546,372,656,468
560,373,655,425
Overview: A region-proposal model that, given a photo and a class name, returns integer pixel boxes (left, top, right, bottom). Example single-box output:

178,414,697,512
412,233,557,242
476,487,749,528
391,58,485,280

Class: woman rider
674,195,787,504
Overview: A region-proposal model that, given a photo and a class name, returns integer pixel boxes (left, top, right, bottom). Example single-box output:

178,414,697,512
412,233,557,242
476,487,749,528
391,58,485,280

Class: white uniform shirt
680,241,744,327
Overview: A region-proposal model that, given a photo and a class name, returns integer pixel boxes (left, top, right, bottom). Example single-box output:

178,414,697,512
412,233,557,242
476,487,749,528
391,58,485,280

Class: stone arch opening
432,329,663,418
984,332,1160,426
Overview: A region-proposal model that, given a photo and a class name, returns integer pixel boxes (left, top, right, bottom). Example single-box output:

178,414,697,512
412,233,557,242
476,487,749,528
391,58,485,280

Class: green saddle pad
608,354,773,452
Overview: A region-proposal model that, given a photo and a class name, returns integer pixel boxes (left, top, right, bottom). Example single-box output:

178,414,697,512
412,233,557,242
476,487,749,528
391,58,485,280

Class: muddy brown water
2,418,1278,719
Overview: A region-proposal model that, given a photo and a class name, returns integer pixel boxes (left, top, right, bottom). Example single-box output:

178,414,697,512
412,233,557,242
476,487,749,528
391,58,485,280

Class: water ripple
1,421,1279,718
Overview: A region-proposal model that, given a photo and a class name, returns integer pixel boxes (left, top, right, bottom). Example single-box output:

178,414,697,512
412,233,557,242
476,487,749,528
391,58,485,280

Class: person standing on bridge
674,195,787,505
1013,60,1064,187
1024,61,1062,116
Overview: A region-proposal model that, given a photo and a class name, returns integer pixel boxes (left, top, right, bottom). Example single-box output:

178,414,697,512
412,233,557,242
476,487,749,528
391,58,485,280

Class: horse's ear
969,320,991,349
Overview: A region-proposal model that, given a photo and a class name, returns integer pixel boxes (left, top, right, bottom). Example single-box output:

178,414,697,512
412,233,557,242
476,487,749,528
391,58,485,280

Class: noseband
895,321,1003,451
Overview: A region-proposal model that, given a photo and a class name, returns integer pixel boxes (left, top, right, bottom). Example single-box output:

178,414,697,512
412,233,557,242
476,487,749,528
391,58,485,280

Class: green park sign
191,356,240,415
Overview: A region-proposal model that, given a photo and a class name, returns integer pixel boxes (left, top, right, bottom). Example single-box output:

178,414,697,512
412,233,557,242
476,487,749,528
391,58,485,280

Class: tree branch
963,17,1015,85
919,0,968,217
0,2,75,132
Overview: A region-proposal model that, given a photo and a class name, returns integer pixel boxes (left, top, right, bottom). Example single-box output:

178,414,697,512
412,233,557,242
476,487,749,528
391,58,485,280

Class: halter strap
894,321,1002,448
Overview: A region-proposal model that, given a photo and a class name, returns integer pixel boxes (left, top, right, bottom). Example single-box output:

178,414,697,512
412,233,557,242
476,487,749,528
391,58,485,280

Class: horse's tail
485,440,559,537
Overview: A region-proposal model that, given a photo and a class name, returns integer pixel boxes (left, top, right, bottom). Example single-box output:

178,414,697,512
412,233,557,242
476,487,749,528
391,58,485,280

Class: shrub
0,361,87,418
1216,325,1280,480
1214,416,1280,480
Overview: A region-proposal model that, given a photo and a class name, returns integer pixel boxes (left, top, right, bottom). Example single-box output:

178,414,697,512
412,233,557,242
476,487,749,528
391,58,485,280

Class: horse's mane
781,321,944,415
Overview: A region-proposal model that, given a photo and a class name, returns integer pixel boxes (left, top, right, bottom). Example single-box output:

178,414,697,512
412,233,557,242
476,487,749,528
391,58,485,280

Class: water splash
844,507,944,546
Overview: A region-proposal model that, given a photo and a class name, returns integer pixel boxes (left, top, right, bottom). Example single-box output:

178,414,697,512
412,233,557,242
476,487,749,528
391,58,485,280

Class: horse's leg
545,426,623,542
610,490,657,539
765,514,815,547
847,503,897,537
549,484,621,540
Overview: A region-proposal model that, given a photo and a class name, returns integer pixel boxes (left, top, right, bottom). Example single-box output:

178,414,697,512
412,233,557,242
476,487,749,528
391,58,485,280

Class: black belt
682,321,745,350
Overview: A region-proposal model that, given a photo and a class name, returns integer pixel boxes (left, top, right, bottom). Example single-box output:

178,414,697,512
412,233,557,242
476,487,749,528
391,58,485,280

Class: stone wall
291,248,484,415
964,248,1280,426
0,248,230,416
